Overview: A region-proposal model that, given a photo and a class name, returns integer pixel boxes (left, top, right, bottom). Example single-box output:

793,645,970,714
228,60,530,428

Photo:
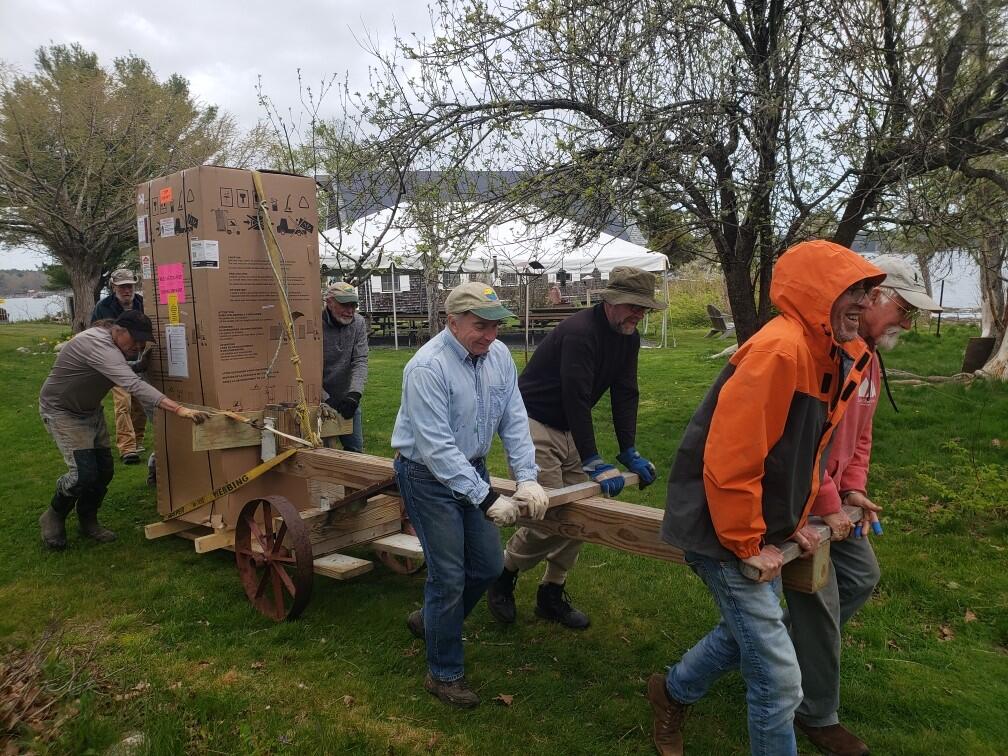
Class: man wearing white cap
391,282,549,709
321,282,369,452
787,255,942,756
90,268,148,465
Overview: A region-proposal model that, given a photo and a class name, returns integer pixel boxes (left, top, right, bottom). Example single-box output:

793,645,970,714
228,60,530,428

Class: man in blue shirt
392,282,549,709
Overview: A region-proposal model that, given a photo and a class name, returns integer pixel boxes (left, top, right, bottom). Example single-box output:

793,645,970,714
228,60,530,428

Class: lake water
0,295,68,322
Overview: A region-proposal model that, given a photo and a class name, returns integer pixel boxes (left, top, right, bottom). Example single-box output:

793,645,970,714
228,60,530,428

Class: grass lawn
1,321,1006,755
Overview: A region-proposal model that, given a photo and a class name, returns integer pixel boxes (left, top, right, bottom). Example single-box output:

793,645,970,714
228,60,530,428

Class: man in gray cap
90,268,147,465
391,281,549,709
487,265,666,630
786,255,942,756
39,310,209,549
321,282,369,452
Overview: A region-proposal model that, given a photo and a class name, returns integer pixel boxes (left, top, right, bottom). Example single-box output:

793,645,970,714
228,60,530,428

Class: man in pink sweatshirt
785,256,942,756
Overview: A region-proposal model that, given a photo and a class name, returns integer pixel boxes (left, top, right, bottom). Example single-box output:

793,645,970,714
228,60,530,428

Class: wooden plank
371,533,425,560
312,520,402,558
541,473,641,507
144,519,200,539
313,553,374,580
193,529,236,554
306,496,401,543
192,407,351,452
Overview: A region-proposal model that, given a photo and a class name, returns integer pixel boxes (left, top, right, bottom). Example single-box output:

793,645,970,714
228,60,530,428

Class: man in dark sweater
487,266,665,628
90,268,148,465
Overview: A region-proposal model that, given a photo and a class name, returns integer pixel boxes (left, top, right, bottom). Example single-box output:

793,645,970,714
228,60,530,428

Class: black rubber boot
487,566,519,624
76,492,117,543
535,581,590,629
40,491,75,550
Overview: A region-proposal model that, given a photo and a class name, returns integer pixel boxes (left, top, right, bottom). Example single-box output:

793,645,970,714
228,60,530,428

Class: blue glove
581,455,625,497
617,447,658,488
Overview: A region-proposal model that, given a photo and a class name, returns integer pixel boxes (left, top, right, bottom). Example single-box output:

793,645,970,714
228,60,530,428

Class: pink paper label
157,262,186,304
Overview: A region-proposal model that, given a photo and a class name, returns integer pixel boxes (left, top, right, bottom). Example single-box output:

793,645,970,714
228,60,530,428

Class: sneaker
407,609,425,639
486,567,519,624
795,720,870,756
424,673,480,709
534,581,590,629
646,673,689,756
121,452,141,465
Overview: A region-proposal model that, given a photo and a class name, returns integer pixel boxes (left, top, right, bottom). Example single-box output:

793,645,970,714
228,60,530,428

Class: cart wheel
235,495,313,621
375,519,425,575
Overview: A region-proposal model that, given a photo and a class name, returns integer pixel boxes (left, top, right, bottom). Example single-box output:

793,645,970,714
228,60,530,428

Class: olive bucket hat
599,266,667,310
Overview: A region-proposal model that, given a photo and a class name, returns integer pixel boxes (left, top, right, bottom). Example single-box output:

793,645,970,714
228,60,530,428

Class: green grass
0,322,1006,754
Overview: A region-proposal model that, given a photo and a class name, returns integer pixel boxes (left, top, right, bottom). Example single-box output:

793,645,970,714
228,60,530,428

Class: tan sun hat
445,282,514,320
599,267,667,310
324,281,359,304
871,256,943,312
110,268,138,286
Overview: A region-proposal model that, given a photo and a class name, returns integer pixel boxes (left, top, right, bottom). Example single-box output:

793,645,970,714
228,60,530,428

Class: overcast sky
0,0,432,268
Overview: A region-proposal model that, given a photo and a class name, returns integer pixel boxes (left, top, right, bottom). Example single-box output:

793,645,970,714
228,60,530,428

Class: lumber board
371,533,425,560
192,408,352,452
313,553,374,580
312,520,402,558
542,473,641,507
306,496,401,543
145,519,201,539
193,529,236,554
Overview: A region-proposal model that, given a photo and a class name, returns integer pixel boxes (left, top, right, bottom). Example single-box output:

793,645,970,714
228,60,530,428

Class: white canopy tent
318,205,672,347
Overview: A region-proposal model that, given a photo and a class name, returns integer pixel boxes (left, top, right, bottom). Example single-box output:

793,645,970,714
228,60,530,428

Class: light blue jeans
665,553,803,756
394,455,503,682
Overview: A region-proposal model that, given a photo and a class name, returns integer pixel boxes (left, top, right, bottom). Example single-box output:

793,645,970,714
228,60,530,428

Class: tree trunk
723,261,760,343
975,236,1006,339
981,327,1008,379
66,259,101,333
425,274,441,340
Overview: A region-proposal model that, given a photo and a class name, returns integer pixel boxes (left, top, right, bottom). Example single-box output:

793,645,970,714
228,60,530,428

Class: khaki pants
112,386,146,457
503,418,587,581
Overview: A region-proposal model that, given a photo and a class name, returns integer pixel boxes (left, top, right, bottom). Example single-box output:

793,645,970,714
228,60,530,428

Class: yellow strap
250,170,321,448
162,448,299,522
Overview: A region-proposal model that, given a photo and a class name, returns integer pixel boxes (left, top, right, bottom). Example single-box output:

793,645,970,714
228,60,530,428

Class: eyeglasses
881,289,918,320
839,283,873,303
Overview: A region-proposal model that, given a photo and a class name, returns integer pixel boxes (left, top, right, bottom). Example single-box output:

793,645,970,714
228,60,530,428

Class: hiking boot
407,609,425,640
795,720,869,756
486,566,519,624
39,506,69,550
121,452,140,465
647,673,689,756
424,673,480,709
534,581,590,629
77,509,117,543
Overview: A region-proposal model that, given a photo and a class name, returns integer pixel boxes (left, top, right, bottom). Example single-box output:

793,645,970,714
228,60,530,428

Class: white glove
485,495,520,527
514,480,549,520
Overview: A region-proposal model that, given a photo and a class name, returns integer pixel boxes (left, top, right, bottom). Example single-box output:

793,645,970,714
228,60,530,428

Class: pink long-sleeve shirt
812,353,880,515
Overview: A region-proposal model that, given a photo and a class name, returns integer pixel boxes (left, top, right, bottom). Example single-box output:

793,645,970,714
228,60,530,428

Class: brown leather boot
646,673,689,756
424,673,480,709
795,720,869,756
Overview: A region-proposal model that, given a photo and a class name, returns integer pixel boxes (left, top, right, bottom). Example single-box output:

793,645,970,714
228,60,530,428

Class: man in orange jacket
646,241,885,756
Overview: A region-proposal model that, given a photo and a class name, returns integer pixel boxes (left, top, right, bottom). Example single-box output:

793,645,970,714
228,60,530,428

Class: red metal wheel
234,495,314,621
375,517,425,575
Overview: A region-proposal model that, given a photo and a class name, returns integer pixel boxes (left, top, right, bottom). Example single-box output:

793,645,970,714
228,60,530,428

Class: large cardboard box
137,166,322,526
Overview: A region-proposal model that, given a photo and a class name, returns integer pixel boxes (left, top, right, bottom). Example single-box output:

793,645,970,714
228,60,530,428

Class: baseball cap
115,310,156,342
444,282,514,321
324,281,359,303
871,256,943,312
110,268,138,286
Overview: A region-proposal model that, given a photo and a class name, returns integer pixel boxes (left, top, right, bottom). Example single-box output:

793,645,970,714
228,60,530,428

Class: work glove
318,402,340,421
514,479,549,520
581,455,625,497
176,406,210,424
616,447,658,488
336,392,361,420
485,495,520,527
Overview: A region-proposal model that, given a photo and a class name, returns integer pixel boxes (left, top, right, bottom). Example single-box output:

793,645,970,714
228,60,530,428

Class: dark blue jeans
666,552,803,756
394,455,503,682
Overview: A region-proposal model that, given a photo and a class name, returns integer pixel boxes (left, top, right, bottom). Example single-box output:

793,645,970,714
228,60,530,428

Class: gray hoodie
321,308,369,404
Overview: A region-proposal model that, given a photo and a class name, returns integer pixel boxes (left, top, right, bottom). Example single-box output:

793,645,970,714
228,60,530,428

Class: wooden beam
144,519,200,539
312,521,402,558
371,533,425,560
540,474,640,507
193,529,236,554
313,553,374,580
192,408,352,452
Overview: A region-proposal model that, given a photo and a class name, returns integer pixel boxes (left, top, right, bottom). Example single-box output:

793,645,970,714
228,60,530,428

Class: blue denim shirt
391,328,538,505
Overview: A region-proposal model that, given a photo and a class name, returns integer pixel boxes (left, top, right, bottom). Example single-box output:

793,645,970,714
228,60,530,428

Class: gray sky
1,0,430,268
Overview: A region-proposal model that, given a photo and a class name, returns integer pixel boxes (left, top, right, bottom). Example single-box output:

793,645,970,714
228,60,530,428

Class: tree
0,45,233,331
358,0,1008,341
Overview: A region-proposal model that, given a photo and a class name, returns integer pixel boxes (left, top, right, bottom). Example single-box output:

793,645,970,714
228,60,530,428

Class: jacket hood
770,240,886,348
